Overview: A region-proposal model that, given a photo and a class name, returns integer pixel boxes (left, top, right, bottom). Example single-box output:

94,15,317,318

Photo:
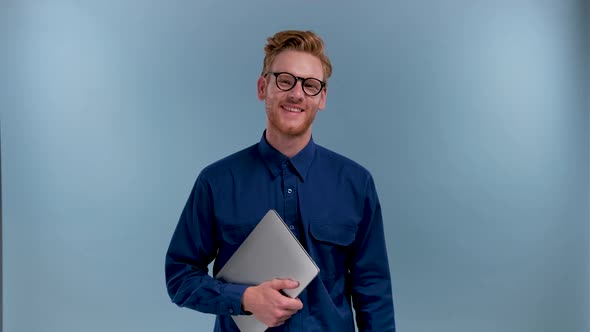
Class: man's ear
318,86,327,111
257,76,267,101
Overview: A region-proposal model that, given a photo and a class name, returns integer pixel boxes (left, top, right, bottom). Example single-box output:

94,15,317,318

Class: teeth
284,106,303,113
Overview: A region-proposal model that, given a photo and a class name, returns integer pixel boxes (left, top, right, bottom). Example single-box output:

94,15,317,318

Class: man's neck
265,130,311,158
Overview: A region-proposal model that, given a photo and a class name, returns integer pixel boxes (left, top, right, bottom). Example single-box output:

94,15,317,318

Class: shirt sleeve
350,175,396,332
165,173,249,316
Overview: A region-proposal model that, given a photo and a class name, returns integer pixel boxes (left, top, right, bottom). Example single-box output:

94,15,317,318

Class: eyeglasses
265,72,325,96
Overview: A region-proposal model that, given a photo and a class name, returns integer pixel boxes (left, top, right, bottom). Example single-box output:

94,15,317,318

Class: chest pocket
309,222,357,246
220,223,257,245
217,222,257,269
309,219,358,280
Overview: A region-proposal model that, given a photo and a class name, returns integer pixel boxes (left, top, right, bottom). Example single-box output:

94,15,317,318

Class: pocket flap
310,220,357,246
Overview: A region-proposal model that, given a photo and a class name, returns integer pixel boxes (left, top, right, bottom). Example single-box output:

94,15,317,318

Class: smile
282,106,304,113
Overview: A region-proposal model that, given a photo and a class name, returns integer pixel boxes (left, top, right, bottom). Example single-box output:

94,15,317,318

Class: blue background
1,1,589,331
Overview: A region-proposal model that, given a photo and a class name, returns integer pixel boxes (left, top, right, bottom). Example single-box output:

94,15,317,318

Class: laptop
215,209,319,332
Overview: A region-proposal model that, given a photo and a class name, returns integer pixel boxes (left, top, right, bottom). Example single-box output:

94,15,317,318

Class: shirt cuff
221,283,250,316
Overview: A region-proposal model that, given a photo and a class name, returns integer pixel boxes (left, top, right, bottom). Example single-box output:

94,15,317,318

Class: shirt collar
257,131,316,182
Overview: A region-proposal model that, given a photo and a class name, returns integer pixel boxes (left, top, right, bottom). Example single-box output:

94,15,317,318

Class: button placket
283,160,298,236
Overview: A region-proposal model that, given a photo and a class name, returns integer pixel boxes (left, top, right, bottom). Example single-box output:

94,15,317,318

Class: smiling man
165,30,396,332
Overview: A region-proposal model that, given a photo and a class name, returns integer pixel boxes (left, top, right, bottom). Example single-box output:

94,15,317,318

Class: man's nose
287,80,305,100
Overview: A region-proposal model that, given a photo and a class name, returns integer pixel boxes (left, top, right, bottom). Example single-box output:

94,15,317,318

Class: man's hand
241,278,303,327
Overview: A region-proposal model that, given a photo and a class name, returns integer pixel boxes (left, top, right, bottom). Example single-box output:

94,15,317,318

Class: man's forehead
270,50,324,79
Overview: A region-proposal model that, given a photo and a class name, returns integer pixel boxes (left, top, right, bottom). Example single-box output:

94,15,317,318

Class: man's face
257,50,327,139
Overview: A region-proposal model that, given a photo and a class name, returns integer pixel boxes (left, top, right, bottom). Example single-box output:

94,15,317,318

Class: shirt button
228,308,234,314
289,225,295,230
287,188,293,194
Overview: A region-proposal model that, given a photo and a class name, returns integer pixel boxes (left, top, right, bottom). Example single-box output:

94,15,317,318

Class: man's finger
270,278,299,290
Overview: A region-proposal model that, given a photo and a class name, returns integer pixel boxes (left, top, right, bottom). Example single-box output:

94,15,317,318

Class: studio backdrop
1,1,589,332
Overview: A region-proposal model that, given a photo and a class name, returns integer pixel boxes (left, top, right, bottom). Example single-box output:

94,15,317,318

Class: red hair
262,30,332,81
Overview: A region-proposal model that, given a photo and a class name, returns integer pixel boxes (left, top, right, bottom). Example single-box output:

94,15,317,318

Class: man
165,30,395,332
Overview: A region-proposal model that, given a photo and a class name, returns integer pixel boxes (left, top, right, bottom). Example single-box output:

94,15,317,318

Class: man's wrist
241,286,253,315
241,304,253,315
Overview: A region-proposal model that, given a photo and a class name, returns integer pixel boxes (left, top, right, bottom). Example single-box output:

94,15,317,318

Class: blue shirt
165,133,395,332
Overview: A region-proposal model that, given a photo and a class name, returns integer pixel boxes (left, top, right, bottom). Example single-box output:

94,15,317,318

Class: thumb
270,278,300,290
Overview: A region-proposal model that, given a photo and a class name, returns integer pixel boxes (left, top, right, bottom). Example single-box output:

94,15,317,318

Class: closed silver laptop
215,209,319,332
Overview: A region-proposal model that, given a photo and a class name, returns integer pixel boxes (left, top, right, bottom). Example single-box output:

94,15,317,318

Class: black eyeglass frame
264,71,326,96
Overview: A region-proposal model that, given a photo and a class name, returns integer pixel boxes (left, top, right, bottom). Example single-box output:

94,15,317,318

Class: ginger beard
264,96,318,137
